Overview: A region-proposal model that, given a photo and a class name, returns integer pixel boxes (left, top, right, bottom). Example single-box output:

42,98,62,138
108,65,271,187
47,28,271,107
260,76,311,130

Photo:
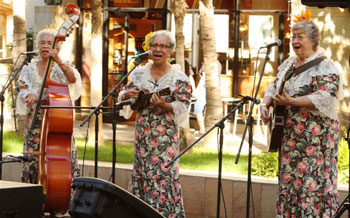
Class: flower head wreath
142,32,153,51
293,9,312,23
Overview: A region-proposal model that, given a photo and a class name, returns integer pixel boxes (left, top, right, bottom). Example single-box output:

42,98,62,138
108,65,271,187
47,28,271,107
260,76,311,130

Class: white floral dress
16,58,82,183
118,62,191,218
265,48,344,218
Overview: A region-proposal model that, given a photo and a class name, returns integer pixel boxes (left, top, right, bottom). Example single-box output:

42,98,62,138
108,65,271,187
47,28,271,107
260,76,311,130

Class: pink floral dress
16,58,82,183
118,62,191,218
265,48,344,218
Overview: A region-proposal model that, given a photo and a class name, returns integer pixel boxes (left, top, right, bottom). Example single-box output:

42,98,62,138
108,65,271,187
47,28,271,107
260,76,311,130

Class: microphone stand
0,54,32,179
166,100,246,218
234,47,272,218
80,58,143,183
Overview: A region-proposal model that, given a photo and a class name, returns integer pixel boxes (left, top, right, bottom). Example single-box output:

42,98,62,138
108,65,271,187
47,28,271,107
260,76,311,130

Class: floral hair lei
142,32,153,51
293,9,312,23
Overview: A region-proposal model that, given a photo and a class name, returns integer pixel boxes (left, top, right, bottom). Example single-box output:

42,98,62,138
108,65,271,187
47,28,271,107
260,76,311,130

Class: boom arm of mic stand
80,59,141,127
165,100,245,168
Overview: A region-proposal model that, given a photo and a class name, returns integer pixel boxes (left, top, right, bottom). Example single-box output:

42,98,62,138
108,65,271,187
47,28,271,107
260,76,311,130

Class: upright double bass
29,4,80,215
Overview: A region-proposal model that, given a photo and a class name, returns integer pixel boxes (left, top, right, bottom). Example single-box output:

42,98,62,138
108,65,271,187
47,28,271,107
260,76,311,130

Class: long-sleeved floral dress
265,48,344,218
16,58,82,183
118,62,191,218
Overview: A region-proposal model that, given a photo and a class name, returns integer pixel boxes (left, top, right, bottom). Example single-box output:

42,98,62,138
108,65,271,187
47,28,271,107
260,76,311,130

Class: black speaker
301,0,350,8
0,180,43,218
69,177,165,218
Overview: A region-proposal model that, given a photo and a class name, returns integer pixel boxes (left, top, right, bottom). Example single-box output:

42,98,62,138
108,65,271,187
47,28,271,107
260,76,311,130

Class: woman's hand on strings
150,93,166,107
273,90,293,106
23,93,38,108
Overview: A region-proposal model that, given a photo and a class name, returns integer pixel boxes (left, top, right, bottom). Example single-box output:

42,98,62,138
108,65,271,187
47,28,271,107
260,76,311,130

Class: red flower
293,178,302,190
150,138,159,148
327,134,335,148
33,135,40,144
287,139,296,150
294,123,305,135
282,173,291,183
311,124,321,135
299,109,309,118
150,190,158,199
301,199,307,210
282,153,291,165
157,125,166,135
323,168,330,179
306,145,316,156
166,146,176,157
308,180,318,191
316,157,324,167
319,85,328,92
313,203,321,216
159,193,166,204
150,155,159,164
297,161,308,174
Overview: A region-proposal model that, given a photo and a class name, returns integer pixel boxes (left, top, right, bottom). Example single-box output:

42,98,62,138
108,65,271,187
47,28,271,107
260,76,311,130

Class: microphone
134,50,152,61
21,50,39,56
116,98,135,107
238,95,261,104
261,39,282,49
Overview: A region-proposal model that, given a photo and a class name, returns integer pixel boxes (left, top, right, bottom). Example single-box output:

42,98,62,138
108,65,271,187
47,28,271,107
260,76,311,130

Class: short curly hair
292,20,320,51
35,28,57,50
149,30,176,52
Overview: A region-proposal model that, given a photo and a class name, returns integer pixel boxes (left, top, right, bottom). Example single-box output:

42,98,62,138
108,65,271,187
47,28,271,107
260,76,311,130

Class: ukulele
267,66,295,152
131,87,171,110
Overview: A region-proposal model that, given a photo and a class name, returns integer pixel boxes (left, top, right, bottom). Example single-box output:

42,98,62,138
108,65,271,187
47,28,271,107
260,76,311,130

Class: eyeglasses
150,43,170,50
291,35,307,41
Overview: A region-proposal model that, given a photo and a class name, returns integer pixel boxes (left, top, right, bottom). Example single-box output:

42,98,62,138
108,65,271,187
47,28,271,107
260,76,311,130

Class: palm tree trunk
13,0,27,136
199,0,222,147
88,0,104,145
172,0,193,150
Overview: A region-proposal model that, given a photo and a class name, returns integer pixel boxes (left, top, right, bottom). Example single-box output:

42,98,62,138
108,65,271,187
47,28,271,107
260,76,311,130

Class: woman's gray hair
149,30,176,52
35,28,57,50
292,20,320,51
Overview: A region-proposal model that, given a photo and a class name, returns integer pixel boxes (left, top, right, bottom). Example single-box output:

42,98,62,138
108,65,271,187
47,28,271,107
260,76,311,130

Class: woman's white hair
149,30,176,52
35,28,57,50
292,20,320,51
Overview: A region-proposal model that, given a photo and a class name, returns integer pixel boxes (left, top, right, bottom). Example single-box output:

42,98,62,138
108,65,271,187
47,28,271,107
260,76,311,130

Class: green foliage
338,126,349,185
3,131,24,154
251,152,278,177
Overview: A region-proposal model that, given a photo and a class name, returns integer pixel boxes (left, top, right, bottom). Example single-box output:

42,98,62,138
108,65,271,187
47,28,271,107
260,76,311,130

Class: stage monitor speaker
69,177,165,218
301,0,350,8
0,180,43,218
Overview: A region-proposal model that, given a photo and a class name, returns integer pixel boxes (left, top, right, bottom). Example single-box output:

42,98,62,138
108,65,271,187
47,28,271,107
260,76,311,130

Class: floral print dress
16,58,82,183
265,48,343,218
265,48,344,218
118,62,191,218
